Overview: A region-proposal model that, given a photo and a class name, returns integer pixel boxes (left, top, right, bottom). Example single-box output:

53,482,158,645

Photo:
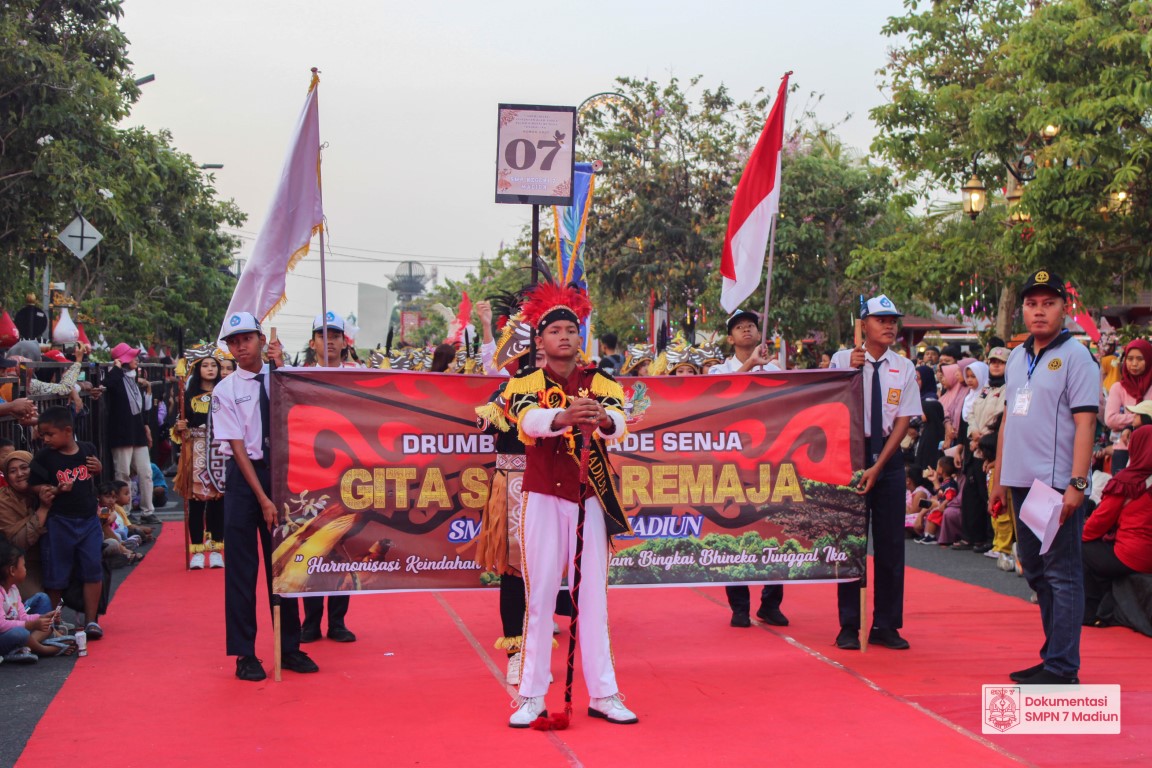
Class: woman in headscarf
0,451,55,600
939,359,978,448
915,366,945,472
961,361,989,426
957,360,991,551
1104,339,1152,472
1082,425,1152,625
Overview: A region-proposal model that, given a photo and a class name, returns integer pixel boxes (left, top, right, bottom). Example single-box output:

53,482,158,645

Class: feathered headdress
621,343,655,374
520,281,592,336
661,332,698,374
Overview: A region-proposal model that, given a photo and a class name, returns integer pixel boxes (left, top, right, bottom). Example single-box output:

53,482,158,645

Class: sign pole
529,204,539,362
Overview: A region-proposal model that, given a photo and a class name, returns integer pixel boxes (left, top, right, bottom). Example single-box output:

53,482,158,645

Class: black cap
726,309,760,334
1020,269,1066,299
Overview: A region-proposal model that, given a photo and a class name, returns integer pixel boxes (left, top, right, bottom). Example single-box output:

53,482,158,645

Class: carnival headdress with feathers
521,281,592,336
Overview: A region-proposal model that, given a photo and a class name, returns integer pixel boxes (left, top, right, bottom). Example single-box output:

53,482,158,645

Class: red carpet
17,523,1151,767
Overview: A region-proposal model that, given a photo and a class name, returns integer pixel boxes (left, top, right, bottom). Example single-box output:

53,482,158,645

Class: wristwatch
1070,477,1088,492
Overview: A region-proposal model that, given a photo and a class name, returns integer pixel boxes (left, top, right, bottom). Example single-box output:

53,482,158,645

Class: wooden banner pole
854,309,869,652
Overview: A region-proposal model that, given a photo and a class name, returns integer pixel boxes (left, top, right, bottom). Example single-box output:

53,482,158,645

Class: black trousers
223,461,300,657
303,595,350,631
1082,539,1136,623
725,584,783,615
838,453,905,631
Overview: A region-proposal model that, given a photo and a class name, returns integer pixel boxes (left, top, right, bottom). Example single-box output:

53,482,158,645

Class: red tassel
529,712,570,731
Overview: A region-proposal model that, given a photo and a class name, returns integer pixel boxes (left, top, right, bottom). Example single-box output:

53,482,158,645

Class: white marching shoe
189,552,206,570
208,551,225,569
509,696,546,728
506,652,522,685
588,693,639,724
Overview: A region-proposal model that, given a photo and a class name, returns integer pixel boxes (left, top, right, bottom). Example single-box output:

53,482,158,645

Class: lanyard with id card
1014,345,1043,417
1012,384,1032,416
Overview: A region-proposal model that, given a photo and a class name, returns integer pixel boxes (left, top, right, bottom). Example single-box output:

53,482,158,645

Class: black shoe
299,623,321,644
835,628,860,650
139,514,161,524
281,649,319,674
1022,668,1080,685
327,627,356,643
236,656,267,682
755,607,789,627
730,612,751,628
868,628,910,650
973,542,994,554
1009,662,1045,683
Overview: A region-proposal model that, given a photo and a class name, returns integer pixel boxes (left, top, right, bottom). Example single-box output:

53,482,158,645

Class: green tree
868,0,1152,336
578,75,771,338
771,131,898,347
416,243,532,345
1,1,245,344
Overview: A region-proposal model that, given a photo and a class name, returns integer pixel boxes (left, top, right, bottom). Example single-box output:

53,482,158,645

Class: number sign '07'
495,103,576,205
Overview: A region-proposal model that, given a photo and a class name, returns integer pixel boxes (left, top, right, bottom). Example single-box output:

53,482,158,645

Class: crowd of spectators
892,334,1152,636
0,338,182,663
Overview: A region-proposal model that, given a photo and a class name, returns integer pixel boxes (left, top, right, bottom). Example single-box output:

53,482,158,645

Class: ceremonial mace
533,403,596,730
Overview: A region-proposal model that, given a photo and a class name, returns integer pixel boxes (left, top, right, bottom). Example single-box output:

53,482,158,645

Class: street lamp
199,163,224,170
1041,124,1060,144
961,174,986,220
134,74,156,86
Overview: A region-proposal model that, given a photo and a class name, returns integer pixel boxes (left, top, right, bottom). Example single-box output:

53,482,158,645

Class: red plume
521,282,592,332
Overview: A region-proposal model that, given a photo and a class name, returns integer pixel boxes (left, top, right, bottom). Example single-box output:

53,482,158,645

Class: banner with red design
270,369,866,596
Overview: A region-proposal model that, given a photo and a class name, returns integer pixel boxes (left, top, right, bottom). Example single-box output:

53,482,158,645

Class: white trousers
518,491,618,699
113,445,153,514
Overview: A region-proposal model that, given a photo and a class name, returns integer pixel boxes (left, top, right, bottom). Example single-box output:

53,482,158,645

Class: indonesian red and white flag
223,70,324,335
720,73,790,313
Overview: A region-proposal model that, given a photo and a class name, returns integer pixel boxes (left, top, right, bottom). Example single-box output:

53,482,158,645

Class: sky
117,0,907,352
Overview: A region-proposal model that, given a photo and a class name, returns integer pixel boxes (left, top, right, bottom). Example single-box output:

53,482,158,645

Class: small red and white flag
720,72,790,313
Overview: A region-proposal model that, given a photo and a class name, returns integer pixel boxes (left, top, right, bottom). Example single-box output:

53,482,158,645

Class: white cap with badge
859,295,904,319
312,311,346,333
221,311,262,340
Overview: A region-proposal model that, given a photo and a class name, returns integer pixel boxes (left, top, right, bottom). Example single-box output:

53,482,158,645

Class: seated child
915,456,959,545
150,463,169,509
97,484,143,566
1,537,75,661
110,481,154,543
905,464,932,534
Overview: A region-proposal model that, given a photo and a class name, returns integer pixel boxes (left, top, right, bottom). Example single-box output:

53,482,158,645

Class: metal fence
0,361,179,474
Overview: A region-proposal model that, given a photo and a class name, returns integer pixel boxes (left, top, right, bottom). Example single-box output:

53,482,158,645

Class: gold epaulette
500,366,546,397
475,401,511,432
589,370,625,401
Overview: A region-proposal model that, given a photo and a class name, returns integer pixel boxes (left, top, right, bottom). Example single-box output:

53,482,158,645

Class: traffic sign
58,215,102,260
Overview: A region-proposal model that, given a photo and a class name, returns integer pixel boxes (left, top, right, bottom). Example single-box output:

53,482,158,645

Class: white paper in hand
1019,479,1064,555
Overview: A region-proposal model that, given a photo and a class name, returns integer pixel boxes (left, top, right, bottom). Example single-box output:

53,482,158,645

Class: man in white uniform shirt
830,295,921,650
301,312,360,644
213,311,318,682
709,309,786,628
707,309,780,375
